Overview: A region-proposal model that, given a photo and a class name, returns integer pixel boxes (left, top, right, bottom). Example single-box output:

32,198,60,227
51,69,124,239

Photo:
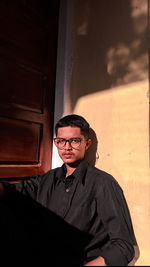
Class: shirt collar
55,160,88,184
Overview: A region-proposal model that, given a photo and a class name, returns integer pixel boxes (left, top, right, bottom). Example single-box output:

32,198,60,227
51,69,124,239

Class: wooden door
0,0,59,180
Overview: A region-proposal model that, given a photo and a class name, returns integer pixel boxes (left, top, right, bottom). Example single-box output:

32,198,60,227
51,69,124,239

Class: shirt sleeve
97,178,135,266
2,175,41,200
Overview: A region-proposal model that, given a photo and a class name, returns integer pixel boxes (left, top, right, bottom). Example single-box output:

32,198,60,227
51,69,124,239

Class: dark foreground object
0,190,91,266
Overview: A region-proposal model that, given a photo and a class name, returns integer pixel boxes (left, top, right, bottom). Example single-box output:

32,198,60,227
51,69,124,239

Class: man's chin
63,158,83,167
63,158,75,164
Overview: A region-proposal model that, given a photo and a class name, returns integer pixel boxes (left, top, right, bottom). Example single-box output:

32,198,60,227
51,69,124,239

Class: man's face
56,126,91,166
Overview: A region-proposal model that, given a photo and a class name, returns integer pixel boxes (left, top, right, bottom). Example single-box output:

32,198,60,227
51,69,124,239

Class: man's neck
65,160,82,177
65,166,76,177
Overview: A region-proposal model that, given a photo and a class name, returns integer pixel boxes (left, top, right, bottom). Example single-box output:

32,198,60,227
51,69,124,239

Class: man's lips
62,153,73,158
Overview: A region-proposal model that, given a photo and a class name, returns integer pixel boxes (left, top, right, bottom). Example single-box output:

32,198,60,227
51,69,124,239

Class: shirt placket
61,178,79,219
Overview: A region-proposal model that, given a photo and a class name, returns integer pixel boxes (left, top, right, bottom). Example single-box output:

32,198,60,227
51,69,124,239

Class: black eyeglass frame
53,137,85,149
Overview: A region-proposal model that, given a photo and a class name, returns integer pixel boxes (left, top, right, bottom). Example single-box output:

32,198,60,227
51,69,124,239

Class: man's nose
64,140,72,149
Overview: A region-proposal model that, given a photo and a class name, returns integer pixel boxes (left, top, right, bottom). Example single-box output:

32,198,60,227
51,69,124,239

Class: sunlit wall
52,0,149,264
70,0,149,265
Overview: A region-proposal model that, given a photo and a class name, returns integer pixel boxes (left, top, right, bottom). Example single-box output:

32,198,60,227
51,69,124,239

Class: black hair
55,114,90,138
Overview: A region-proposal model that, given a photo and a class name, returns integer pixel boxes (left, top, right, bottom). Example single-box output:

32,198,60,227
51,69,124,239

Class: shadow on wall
71,0,148,109
85,127,99,166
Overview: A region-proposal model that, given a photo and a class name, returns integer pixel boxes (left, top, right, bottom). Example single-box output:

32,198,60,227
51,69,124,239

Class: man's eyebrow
56,137,82,139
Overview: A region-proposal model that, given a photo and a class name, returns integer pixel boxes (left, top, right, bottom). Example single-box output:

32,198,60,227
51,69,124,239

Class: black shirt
4,160,135,265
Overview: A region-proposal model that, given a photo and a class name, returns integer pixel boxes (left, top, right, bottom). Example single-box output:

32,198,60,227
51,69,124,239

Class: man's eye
59,139,65,144
56,139,64,144
71,138,80,143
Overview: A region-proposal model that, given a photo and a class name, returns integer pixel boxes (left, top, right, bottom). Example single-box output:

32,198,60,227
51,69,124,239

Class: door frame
52,0,74,169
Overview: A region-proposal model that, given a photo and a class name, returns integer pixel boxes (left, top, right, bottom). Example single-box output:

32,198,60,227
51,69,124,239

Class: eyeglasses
54,137,84,149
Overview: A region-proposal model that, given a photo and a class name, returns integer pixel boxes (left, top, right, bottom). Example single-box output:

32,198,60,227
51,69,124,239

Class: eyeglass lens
54,138,82,148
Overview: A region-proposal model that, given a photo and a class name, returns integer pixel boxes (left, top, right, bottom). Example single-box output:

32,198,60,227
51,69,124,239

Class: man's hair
55,114,90,138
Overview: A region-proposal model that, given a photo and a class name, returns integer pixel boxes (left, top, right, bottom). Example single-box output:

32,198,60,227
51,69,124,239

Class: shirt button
66,188,70,192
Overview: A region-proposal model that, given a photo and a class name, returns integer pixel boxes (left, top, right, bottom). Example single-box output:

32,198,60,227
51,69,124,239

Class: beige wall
69,0,149,265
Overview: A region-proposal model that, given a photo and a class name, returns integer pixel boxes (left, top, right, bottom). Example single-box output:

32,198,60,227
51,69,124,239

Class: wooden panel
0,106,44,124
0,166,40,180
0,0,60,179
0,1,49,65
0,57,46,113
0,117,41,164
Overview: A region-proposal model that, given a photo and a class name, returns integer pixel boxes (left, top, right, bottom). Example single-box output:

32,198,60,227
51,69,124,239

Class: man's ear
85,139,92,150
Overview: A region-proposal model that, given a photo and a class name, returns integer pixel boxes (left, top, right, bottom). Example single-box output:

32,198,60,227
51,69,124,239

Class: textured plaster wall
70,0,149,265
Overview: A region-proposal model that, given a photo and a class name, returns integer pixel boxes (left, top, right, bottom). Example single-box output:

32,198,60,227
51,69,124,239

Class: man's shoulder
86,164,117,185
87,164,112,177
41,166,63,178
37,166,63,186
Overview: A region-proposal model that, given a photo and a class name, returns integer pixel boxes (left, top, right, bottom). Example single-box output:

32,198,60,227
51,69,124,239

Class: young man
0,114,136,266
